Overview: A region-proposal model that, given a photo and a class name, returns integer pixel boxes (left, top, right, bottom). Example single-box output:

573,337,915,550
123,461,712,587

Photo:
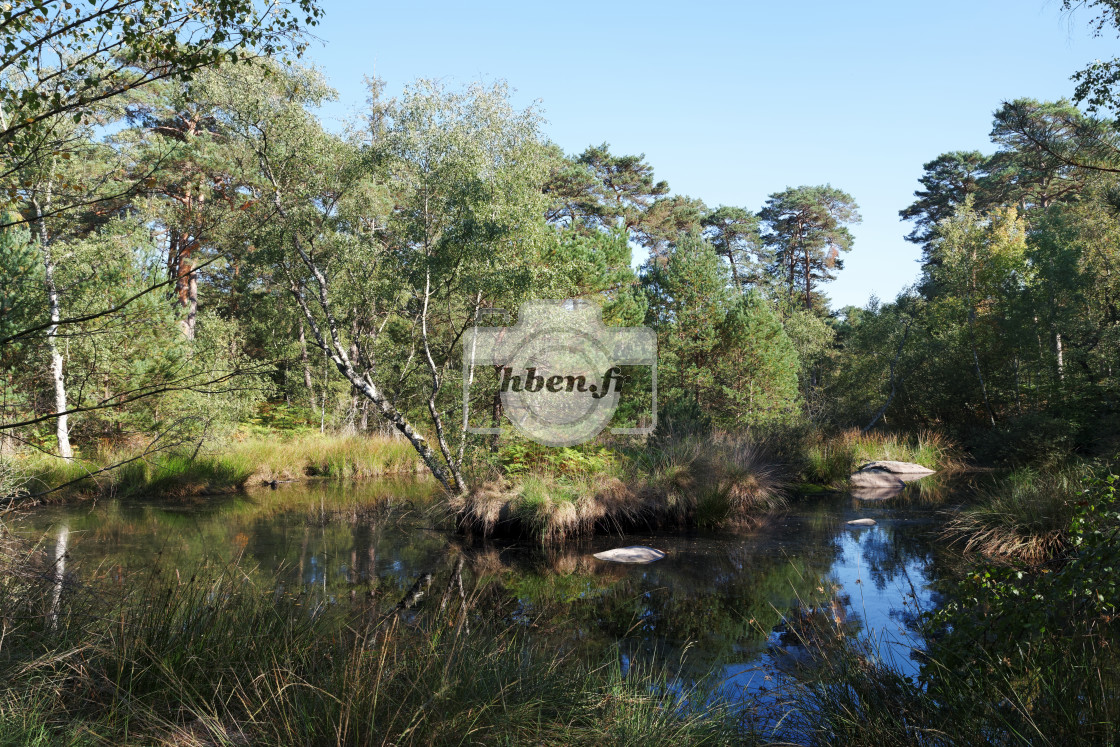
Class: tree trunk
49,523,69,629
320,345,328,435
182,266,198,340
419,267,467,493
804,244,812,311
31,191,73,460
490,365,504,454
968,251,995,426
286,263,461,494
298,315,318,412
788,250,796,306
168,225,198,341
1055,331,1065,383
727,251,743,294
968,307,997,426
268,170,465,495
863,318,912,433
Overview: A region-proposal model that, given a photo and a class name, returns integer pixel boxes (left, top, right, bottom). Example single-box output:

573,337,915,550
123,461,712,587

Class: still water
14,476,959,701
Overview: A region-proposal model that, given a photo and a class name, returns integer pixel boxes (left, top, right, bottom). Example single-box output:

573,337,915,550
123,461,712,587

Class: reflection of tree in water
16,480,953,693
20,480,448,605
851,514,963,633
765,589,866,678
463,520,845,675
857,524,930,593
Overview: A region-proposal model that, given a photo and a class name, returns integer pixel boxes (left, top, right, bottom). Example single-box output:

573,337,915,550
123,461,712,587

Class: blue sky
302,0,1116,310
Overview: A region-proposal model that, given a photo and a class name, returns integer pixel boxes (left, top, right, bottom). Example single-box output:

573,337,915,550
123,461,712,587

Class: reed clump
944,464,1093,561
771,631,1120,746
453,432,789,542
789,428,961,487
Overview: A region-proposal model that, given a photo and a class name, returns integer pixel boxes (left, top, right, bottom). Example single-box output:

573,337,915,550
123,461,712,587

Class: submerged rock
592,546,666,564
846,518,877,526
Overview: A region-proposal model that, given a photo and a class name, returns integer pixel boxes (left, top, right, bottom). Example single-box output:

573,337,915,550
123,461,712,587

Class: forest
0,0,1119,744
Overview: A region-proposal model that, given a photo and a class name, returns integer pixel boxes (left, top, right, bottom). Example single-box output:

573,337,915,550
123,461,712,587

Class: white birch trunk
32,189,73,460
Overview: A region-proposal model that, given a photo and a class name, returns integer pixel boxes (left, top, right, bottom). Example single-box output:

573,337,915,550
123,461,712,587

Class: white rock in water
847,518,877,526
593,546,666,564
857,460,935,476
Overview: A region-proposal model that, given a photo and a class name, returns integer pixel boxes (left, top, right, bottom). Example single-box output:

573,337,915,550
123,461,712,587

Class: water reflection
15,476,957,701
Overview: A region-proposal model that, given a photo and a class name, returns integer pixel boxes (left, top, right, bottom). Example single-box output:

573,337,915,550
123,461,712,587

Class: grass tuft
945,465,1092,561
797,428,961,486
454,432,789,542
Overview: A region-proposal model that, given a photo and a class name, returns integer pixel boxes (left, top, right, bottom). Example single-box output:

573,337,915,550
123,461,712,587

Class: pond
12,475,963,706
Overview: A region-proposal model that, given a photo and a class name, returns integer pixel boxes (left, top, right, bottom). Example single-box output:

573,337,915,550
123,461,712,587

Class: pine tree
760,186,860,312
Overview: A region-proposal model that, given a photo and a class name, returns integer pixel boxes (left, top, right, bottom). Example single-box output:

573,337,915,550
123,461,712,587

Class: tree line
2,0,1120,497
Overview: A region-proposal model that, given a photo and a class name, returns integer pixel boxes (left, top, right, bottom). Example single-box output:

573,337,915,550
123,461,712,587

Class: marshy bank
0,478,932,745
0,531,748,745
3,462,1117,745
943,461,1115,562
2,435,425,505
4,427,961,542
4,422,1087,571
454,429,962,544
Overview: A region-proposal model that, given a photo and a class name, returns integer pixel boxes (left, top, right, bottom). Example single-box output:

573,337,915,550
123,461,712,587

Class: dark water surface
14,476,960,702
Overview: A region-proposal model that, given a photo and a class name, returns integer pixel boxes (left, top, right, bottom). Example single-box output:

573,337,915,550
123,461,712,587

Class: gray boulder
857,460,935,477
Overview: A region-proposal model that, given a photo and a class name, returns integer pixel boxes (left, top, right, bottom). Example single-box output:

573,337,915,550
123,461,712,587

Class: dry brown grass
944,466,1089,562
451,474,651,542
453,432,789,543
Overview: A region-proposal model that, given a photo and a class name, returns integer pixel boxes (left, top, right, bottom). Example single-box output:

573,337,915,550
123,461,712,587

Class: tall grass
797,429,960,486
944,465,1093,561
454,432,788,542
783,470,1120,743
225,433,423,481
0,537,750,745
772,631,1120,746
12,434,424,502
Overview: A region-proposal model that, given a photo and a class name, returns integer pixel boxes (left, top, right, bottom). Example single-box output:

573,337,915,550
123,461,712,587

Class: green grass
776,472,1120,745
10,434,424,503
797,428,960,486
222,433,423,481
0,537,751,746
770,631,1120,746
945,464,1095,561
454,432,789,542
454,427,963,544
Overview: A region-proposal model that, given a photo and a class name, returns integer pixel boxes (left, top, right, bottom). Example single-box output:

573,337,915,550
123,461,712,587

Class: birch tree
27,162,72,458
217,66,550,494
